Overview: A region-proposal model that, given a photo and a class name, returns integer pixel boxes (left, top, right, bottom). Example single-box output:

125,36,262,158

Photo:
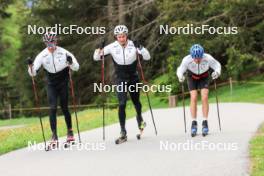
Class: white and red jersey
177,53,221,78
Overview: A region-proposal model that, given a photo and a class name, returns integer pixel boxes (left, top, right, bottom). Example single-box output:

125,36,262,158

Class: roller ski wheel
63,139,75,148
63,141,75,148
136,121,146,140
47,140,58,151
191,120,198,137
115,131,127,145
202,120,209,137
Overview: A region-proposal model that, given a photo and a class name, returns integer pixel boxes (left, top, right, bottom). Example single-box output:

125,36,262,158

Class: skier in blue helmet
177,44,221,137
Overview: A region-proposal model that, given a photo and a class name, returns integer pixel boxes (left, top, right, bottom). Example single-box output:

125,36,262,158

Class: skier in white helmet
93,25,151,144
27,31,79,149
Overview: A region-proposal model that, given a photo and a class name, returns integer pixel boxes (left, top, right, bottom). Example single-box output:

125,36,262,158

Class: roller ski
47,133,59,151
136,121,146,140
115,130,127,145
63,129,75,148
202,120,209,137
191,120,198,137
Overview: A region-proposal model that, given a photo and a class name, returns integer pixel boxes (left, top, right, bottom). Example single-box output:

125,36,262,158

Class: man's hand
134,40,143,50
98,39,106,58
178,75,185,83
211,71,220,80
26,58,33,66
66,54,73,65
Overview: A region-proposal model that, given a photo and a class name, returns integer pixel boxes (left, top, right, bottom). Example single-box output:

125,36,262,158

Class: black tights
117,79,143,132
47,81,72,135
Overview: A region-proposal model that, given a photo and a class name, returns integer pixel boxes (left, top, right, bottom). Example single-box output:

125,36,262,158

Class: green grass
250,123,264,176
173,81,264,106
209,82,264,104
0,116,39,127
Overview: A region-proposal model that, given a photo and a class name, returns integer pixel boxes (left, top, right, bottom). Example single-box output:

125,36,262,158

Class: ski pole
29,64,47,151
135,50,158,135
100,40,106,140
214,80,222,131
181,83,187,133
68,64,81,143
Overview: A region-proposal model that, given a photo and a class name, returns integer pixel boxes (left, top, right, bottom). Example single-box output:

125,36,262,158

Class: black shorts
187,76,209,91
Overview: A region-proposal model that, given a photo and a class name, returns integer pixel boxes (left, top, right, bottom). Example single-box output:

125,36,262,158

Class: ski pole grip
26,57,33,66
27,57,34,75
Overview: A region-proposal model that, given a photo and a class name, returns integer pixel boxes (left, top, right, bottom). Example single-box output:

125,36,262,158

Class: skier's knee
191,94,198,102
61,107,69,114
50,106,57,113
60,103,68,111
49,103,57,109
134,102,142,110
119,103,126,110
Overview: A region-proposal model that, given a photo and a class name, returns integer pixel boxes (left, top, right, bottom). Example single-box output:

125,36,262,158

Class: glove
26,57,33,65
66,54,73,65
178,75,185,83
211,71,220,80
134,40,143,50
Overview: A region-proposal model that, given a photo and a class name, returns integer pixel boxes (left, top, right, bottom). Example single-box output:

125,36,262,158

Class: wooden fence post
229,77,233,97
168,95,177,107
8,104,12,119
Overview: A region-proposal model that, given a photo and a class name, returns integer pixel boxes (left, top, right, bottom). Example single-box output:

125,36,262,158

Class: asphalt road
0,103,263,176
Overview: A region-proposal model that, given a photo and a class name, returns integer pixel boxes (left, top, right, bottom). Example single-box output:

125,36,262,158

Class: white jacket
28,46,79,76
177,53,221,78
93,40,150,64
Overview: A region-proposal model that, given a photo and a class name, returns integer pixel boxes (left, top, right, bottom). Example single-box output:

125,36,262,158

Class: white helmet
114,25,128,35
43,31,57,42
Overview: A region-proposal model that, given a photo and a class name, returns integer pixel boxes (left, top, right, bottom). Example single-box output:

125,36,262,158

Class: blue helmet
190,44,204,59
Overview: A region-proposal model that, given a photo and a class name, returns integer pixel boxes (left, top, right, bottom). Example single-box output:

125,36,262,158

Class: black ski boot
136,121,146,140
47,132,58,151
115,130,127,145
191,120,198,137
202,120,209,137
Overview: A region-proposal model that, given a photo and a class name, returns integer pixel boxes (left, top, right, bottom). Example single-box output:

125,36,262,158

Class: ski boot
191,120,198,137
202,120,209,137
115,130,127,145
136,121,146,140
47,133,59,151
64,129,75,148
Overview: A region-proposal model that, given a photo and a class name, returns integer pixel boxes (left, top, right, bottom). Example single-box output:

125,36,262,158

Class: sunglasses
45,42,56,47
